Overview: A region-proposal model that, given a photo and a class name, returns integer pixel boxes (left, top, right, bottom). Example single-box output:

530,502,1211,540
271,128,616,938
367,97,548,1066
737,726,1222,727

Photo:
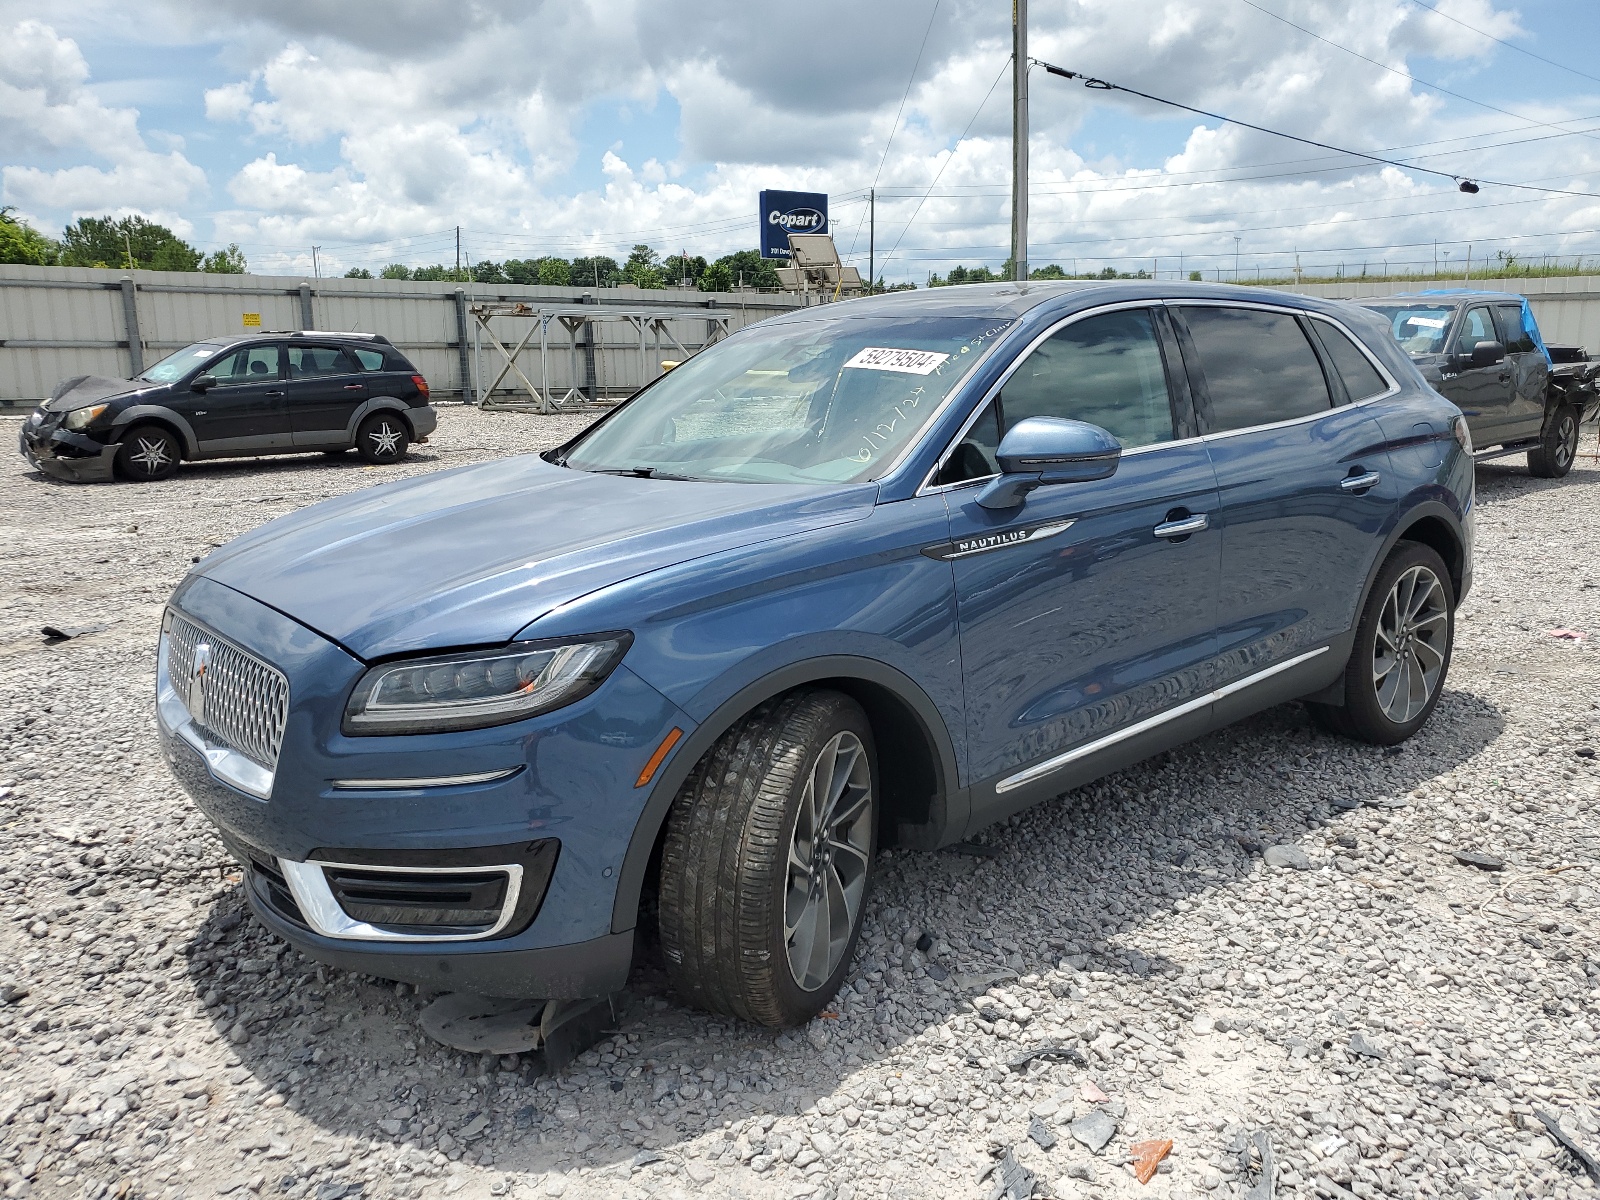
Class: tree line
346,244,791,293
0,211,246,272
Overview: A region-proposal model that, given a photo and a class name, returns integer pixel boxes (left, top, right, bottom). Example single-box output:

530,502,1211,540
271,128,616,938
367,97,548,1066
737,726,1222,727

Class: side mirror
191,373,217,392
1467,340,1505,368
976,416,1122,510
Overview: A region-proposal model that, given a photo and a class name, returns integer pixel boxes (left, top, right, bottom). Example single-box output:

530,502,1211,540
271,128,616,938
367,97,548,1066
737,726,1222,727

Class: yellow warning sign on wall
242,312,262,328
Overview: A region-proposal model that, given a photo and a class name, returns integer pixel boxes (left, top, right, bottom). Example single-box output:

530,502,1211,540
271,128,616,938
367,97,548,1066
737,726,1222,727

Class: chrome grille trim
164,611,289,771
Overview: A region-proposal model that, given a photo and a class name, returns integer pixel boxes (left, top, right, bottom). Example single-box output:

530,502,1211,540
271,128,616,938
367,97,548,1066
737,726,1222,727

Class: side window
287,345,357,378
351,347,387,371
209,345,281,385
1451,307,1496,355
934,309,1174,485
1178,307,1332,432
1312,320,1389,402
1493,305,1535,354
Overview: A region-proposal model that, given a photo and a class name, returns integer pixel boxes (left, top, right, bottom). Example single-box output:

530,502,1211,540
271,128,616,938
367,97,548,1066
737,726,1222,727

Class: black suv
1361,291,1599,478
19,331,437,482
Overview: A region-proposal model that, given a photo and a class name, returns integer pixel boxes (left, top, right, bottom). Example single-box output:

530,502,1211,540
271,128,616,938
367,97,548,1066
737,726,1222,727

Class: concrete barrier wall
1270,275,1600,352
0,266,803,406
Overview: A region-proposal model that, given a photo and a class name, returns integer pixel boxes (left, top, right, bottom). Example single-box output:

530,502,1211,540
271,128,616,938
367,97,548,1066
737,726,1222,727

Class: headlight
64,404,108,431
342,633,631,735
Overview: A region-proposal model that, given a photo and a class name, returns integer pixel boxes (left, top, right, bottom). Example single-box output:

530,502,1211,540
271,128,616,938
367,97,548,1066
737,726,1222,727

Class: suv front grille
166,611,289,771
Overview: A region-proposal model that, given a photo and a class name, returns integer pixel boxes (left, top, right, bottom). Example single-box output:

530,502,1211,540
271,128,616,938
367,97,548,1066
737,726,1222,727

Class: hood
195,454,877,660
47,375,152,411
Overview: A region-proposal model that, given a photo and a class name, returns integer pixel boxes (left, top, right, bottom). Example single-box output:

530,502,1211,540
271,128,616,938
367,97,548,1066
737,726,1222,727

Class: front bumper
156,575,691,999
19,421,118,482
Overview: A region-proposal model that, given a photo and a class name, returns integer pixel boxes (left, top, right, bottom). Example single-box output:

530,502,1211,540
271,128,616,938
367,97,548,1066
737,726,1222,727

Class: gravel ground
1,407,1598,1200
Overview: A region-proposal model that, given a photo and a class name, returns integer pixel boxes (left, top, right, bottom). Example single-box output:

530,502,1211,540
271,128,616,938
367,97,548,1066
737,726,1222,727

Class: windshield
560,315,1013,484
1360,304,1455,357
139,342,224,383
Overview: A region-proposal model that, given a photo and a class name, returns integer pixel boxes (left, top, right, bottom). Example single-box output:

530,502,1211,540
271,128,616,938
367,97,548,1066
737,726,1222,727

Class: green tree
345,267,374,279
0,208,58,265
59,215,202,271
537,257,571,286
380,264,413,279
699,260,734,293
1188,270,1202,281
471,259,507,284
713,249,780,290
622,244,665,288
502,259,539,285
569,255,622,289
202,243,247,273
1028,263,1068,280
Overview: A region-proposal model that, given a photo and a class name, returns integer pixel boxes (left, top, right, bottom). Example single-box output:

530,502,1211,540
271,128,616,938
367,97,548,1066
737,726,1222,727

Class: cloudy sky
3,0,1599,283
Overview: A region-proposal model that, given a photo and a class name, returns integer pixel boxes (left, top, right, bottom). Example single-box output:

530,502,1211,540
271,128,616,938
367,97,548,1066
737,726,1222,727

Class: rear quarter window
351,347,387,371
1312,320,1390,402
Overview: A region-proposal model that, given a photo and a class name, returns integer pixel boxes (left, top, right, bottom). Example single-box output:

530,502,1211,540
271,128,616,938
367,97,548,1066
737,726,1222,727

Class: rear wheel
1528,405,1579,478
356,413,409,464
115,425,180,482
658,690,876,1028
1309,541,1454,745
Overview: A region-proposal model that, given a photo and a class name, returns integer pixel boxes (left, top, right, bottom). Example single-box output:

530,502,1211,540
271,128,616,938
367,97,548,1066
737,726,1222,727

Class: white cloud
0,19,206,220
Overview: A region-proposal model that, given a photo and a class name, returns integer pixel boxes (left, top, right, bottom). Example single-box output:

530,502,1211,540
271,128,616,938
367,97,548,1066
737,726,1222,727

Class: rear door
1439,305,1514,444
1172,303,1394,698
181,344,289,450
1493,302,1548,441
284,344,369,446
939,305,1222,819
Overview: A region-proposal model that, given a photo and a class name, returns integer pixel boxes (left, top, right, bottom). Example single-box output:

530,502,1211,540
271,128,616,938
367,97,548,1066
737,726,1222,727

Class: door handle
1153,513,1208,539
1340,470,1381,492
344,384,366,391
264,390,285,397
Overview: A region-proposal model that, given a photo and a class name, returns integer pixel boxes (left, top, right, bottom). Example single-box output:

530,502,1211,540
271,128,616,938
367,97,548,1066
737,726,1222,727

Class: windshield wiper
592,466,702,481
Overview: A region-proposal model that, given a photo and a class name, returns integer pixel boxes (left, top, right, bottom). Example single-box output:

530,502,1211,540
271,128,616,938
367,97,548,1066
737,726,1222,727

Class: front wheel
355,412,409,464
115,424,180,482
1528,405,1579,478
1310,541,1454,745
658,690,877,1028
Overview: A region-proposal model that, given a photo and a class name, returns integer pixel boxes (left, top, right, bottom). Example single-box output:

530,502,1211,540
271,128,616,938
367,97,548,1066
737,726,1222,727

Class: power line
878,54,1012,276
1401,0,1600,88
1033,60,1600,202
1236,0,1600,147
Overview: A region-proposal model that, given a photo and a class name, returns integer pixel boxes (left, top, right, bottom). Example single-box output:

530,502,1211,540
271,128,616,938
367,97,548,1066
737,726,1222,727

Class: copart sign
759,190,829,260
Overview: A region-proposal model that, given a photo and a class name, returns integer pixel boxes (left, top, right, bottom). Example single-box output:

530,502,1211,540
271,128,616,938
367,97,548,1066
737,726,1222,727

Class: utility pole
1011,0,1028,282
1232,236,1241,281
311,246,321,280
868,188,876,295
455,226,462,279
122,231,135,271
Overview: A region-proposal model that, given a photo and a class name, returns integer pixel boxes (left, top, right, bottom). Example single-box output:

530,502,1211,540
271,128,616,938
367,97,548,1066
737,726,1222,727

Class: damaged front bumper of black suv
17,408,119,482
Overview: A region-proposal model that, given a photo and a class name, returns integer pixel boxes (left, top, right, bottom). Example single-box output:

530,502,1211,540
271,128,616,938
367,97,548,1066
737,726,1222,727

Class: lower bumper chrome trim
328,768,522,791
995,646,1331,795
278,857,525,943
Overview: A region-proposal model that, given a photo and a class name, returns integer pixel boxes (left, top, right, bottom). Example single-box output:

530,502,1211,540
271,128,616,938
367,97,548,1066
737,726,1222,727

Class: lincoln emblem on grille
189,643,211,727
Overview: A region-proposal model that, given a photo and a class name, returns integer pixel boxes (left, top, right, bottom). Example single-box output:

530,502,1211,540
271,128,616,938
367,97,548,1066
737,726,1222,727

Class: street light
1232,236,1241,282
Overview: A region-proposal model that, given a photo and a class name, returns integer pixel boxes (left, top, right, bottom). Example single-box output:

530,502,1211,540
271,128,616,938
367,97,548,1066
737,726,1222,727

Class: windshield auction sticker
843,347,951,375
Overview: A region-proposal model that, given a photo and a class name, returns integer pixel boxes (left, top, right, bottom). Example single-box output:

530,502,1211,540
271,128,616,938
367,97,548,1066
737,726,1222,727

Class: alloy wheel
1556,412,1578,472
130,435,171,474
783,730,873,992
368,421,402,457
1373,564,1449,724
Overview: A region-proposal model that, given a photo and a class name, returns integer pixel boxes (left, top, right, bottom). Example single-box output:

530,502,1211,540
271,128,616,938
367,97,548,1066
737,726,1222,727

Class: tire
658,689,877,1028
1528,405,1580,478
114,424,180,482
355,412,409,464
1309,541,1454,745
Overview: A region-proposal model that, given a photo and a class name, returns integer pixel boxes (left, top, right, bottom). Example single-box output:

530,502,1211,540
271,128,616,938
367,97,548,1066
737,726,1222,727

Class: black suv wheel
115,425,180,482
658,690,877,1027
1310,541,1454,745
1528,405,1580,478
356,412,410,464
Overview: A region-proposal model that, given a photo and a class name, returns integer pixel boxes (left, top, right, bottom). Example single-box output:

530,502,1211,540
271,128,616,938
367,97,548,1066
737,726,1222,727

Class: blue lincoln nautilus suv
158,281,1472,1027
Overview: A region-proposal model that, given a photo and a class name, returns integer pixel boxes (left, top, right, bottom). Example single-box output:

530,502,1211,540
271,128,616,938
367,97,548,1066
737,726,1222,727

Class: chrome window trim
329,768,522,791
994,645,1330,795
278,857,525,943
917,299,1179,496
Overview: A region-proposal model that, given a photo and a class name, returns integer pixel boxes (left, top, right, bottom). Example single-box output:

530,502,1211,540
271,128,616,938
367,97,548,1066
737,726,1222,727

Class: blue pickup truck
1360,290,1600,477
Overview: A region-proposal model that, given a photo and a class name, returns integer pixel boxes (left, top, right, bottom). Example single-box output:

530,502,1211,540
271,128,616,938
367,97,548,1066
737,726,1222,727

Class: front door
939,307,1222,823
1437,305,1514,445
181,344,289,450
1172,304,1394,692
284,344,369,446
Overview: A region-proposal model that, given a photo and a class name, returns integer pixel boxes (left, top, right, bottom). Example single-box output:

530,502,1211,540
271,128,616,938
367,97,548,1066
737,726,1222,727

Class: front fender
110,405,199,458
